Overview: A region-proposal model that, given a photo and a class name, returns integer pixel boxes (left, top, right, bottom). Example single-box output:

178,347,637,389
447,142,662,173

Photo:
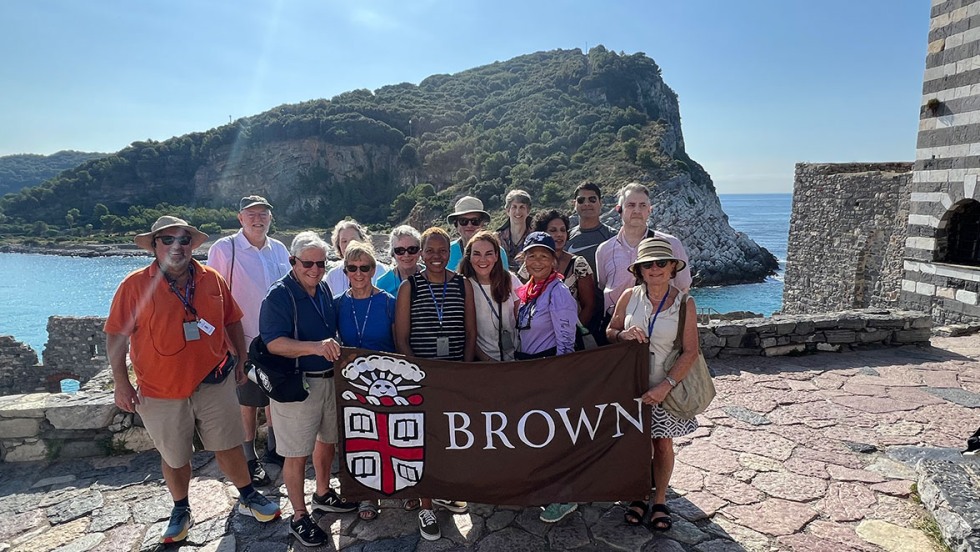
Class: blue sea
0,193,791,353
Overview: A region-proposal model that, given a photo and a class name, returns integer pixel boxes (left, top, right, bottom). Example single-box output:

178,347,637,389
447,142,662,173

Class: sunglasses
291,257,326,268
345,264,372,273
393,246,420,256
640,260,672,269
157,235,192,246
576,196,599,204
456,218,484,227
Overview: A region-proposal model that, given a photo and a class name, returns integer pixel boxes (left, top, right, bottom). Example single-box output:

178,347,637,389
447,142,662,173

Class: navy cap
522,231,556,254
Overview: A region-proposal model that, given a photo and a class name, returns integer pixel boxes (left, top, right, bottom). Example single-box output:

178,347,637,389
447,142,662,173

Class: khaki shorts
270,376,337,457
136,375,245,469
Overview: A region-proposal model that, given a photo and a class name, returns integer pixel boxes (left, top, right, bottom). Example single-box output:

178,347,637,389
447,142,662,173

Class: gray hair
388,224,421,256
290,231,329,257
329,219,368,253
505,189,532,208
617,182,650,207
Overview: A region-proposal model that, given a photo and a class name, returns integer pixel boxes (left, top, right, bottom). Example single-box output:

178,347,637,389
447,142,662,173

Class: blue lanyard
423,272,449,326
165,264,197,318
348,290,374,347
308,288,327,323
475,282,502,327
647,288,670,337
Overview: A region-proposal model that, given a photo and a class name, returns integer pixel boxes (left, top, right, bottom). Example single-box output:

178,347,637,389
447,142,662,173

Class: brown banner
335,342,651,505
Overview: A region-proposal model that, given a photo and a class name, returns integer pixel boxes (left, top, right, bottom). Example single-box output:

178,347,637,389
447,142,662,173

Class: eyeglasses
456,218,484,227
345,264,372,273
157,235,192,246
576,196,599,204
640,260,672,269
393,246,420,256
291,257,326,268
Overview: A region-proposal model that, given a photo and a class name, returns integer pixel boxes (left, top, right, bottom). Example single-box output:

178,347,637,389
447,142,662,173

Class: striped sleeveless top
408,271,467,360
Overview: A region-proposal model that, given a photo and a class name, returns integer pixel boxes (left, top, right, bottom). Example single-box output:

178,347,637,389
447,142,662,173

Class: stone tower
903,0,980,324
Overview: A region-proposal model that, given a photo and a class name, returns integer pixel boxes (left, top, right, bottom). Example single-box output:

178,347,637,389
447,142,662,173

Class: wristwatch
665,376,678,388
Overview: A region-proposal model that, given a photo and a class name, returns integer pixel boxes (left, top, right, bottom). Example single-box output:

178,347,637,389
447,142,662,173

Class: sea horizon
0,192,791,353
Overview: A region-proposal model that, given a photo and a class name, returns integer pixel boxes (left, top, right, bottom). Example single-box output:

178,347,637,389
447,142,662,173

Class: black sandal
624,500,648,526
649,503,672,532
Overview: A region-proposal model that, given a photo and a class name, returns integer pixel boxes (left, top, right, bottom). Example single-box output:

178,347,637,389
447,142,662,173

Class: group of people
105,181,702,546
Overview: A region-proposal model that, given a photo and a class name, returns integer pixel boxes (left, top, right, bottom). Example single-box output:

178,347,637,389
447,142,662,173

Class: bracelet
615,330,623,341
665,376,678,388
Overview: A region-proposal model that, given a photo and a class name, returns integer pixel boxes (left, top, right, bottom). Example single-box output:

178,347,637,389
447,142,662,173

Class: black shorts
236,378,270,408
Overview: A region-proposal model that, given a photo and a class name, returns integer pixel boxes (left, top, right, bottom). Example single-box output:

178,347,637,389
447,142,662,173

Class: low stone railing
699,308,931,358
0,309,931,462
0,371,153,463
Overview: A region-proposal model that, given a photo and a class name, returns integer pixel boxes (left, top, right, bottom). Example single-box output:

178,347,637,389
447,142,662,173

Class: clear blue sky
0,1,930,193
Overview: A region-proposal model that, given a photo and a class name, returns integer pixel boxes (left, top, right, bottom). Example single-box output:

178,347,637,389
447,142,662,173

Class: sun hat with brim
240,195,273,211
521,231,556,254
446,196,490,224
134,216,209,252
630,237,686,275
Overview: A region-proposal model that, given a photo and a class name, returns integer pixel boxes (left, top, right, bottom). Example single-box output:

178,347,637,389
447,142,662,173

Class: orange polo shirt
105,259,243,399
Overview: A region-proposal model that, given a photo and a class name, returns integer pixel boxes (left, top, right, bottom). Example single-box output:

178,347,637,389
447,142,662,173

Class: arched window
944,200,980,267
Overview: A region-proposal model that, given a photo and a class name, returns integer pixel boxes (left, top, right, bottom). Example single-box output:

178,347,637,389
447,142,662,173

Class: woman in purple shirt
515,232,578,359
514,232,579,524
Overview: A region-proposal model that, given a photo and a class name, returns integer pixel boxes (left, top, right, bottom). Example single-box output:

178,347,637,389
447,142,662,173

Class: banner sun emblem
340,355,426,495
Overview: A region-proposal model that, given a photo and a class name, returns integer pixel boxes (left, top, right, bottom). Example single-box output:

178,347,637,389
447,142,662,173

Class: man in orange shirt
105,216,281,545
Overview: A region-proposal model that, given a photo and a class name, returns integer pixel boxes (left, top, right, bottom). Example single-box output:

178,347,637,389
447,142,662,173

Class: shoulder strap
287,285,299,371
229,237,235,291
496,299,505,361
673,292,688,351
562,256,575,278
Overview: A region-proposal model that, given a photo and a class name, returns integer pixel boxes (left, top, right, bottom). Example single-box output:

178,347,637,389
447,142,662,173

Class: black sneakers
290,514,328,547
310,489,358,513
418,508,440,541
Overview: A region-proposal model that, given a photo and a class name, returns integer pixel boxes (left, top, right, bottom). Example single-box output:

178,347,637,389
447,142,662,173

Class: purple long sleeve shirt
516,279,578,356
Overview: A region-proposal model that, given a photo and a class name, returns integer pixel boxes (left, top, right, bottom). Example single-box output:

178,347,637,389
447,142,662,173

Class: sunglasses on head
345,264,372,273
157,235,192,246
393,246,420,256
456,218,484,227
290,257,326,268
576,196,599,204
640,260,672,269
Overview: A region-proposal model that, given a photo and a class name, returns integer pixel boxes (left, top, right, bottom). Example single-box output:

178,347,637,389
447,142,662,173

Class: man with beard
106,216,281,545
208,195,291,485
446,195,508,271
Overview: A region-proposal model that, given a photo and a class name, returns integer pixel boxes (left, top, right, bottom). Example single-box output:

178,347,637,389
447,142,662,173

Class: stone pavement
1,335,979,552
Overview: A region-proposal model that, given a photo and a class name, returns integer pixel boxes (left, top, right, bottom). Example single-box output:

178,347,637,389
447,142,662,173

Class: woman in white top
460,230,520,361
606,237,700,532
324,219,387,294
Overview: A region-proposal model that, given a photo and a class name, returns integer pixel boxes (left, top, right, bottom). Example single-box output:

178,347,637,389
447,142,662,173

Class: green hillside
0,151,107,196
0,46,708,235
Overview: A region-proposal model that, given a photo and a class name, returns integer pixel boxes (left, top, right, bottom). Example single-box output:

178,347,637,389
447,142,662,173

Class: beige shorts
270,375,338,457
136,375,245,469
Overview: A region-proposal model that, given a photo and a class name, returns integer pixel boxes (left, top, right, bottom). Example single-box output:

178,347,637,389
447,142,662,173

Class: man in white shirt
208,195,291,485
595,183,692,317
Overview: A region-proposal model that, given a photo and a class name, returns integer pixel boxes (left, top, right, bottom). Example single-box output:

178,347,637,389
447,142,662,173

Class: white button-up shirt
595,228,692,314
207,231,291,341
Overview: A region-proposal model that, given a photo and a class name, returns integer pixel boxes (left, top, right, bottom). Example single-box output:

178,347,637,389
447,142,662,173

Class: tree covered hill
0,151,107,197
0,47,778,284
0,46,702,230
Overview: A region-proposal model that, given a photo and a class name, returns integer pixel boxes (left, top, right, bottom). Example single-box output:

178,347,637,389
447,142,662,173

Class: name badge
436,336,450,358
501,330,514,353
183,321,201,341
197,318,216,336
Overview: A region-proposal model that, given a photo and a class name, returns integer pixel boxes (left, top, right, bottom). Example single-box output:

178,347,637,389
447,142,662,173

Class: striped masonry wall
906,0,980,324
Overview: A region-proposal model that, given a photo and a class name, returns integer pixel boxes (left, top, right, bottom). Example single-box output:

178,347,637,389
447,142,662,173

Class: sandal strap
650,503,671,515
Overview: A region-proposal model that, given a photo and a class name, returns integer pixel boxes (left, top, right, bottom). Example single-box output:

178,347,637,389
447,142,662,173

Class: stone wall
42,316,108,382
783,163,912,314
700,308,930,358
0,336,40,397
905,0,980,325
